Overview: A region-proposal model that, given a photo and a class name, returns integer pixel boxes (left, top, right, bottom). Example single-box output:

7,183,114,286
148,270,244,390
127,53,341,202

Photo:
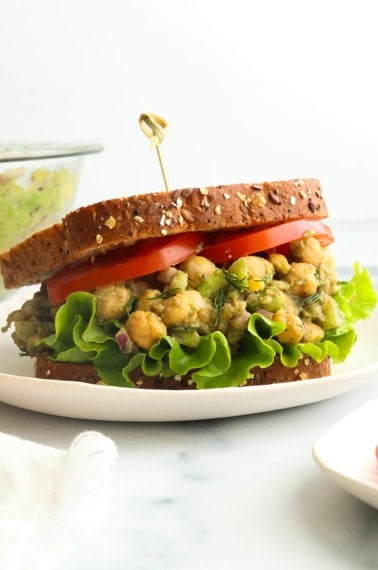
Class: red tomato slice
201,220,334,264
47,232,204,305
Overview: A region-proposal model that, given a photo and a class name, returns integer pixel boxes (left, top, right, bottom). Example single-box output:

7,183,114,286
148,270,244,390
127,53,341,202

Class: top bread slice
0,178,328,289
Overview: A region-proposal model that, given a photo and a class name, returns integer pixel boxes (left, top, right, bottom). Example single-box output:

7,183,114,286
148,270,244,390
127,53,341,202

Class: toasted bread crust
0,178,327,288
35,354,331,389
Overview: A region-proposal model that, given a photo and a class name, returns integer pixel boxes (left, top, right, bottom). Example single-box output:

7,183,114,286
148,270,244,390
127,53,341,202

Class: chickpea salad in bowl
1,179,376,389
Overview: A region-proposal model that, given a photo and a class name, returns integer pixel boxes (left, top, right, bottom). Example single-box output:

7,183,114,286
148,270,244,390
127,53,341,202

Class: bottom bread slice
35,354,331,389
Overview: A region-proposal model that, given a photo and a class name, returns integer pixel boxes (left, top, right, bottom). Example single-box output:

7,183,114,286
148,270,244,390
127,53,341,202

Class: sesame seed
215,204,222,215
160,214,166,226
290,195,297,206
223,192,231,199
96,234,103,244
176,197,183,208
236,192,246,201
134,215,144,223
201,197,210,208
160,228,168,236
199,187,209,195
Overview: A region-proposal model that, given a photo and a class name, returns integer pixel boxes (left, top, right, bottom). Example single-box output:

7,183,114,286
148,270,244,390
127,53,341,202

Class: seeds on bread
0,178,328,289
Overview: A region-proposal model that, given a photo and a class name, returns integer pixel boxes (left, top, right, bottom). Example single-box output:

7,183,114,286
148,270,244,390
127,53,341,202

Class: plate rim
312,399,378,508
0,356,377,421
0,289,377,421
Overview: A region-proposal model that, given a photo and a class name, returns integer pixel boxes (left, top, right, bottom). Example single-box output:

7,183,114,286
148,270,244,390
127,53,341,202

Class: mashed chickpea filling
4,234,377,389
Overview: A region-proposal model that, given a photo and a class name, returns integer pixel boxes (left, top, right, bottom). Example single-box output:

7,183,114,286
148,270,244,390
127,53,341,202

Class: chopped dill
301,292,321,306
148,288,180,300
223,270,249,291
124,293,138,316
212,287,228,327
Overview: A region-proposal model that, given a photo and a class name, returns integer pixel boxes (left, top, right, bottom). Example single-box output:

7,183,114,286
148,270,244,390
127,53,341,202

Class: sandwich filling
3,222,377,389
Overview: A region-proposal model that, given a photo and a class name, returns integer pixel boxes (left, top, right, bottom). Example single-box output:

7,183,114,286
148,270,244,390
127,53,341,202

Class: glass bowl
0,142,102,298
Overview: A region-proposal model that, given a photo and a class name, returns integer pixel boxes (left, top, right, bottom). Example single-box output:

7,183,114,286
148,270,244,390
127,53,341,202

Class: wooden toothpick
139,112,170,191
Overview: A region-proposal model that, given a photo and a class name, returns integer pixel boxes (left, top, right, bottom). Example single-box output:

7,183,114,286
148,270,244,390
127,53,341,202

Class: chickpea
259,287,286,312
320,296,343,330
286,262,318,297
162,290,215,333
125,310,167,350
290,236,323,266
318,248,338,294
157,267,188,292
280,293,299,315
95,285,133,322
169,269,188,292
137,289,165,315
218,297,249,333
302,299,325,325
273,310,304,344
271,279,290,292
229,255,274,291
157,267,178,285
302,321,324,343
244,256,274,280
180,256,217,288
269,253,291,275
247,257,273,290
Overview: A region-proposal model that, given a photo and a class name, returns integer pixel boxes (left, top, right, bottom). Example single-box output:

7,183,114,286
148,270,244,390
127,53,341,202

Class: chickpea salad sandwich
0,178,376,389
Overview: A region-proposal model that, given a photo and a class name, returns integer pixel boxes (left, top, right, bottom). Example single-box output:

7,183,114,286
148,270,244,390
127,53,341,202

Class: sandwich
1,178,376,389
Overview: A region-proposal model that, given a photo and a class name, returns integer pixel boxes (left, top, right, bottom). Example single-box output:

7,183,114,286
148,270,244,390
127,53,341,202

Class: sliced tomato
47,232,204,305
201,220,334,264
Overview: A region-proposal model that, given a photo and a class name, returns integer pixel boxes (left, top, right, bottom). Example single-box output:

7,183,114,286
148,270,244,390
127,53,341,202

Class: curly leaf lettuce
40,292,133,387
334,263,377,328
39,264,377,388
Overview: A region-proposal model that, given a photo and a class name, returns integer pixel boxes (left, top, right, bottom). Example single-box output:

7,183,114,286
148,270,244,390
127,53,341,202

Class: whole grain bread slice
35,354,331,388
0,178,328,289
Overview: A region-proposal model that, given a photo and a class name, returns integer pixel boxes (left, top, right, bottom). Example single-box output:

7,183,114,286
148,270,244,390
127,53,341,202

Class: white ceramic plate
0,288,377,422
313,400,378,509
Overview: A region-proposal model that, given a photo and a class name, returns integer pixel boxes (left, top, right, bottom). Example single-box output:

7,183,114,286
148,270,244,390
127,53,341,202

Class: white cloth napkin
0,430,118,569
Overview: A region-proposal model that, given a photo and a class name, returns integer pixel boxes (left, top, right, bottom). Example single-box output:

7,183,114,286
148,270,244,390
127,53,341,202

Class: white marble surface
0,381,377,570
0,222,377,569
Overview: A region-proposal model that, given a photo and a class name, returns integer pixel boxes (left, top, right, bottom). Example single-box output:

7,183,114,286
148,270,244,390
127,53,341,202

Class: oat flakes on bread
0,178,327,289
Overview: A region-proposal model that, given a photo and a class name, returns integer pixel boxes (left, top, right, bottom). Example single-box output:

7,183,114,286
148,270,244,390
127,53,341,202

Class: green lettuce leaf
334,263,377,328
39,263,377,389
40,292,133,387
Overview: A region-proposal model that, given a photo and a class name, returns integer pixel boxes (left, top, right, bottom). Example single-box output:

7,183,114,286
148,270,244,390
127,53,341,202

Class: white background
1,0,377,221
